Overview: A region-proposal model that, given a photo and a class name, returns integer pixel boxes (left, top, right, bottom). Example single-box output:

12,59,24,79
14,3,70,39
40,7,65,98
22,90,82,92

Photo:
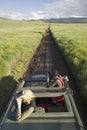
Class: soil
0,28,87,129
22,29,87,129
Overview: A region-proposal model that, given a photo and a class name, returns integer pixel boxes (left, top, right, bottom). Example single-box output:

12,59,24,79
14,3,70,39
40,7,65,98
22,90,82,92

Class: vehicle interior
0,75,83,130
35,96,67,113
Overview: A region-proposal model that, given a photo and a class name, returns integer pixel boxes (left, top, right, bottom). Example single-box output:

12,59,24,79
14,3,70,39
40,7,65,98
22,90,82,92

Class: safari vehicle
0,74,85,130
17,73,69,90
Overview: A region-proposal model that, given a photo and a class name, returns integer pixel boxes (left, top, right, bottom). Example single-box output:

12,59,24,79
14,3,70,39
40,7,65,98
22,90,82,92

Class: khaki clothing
16,100,36,122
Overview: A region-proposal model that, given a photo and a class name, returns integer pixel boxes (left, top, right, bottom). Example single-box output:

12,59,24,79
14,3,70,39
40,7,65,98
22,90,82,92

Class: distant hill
0,17,87,23
42,17,87,23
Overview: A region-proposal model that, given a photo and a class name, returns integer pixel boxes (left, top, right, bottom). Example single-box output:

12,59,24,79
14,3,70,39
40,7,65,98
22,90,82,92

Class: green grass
51,23,87,105
0,19,48,78
0,19,48,101
0,19,87,107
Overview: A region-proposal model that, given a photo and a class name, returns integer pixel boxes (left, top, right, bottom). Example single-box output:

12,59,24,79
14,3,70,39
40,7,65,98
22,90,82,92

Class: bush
0,60,10,76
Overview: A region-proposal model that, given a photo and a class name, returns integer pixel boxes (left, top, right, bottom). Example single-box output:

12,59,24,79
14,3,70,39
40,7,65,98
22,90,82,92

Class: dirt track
0,28,87,128
23,29,70,77
22,28,87,129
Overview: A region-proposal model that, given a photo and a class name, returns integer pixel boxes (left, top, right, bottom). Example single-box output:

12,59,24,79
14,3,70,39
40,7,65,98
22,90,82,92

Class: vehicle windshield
25,81,47,87
24,74,47,87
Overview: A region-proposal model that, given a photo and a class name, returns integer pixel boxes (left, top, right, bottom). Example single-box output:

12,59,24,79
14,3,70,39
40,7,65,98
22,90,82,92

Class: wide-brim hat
19,90,35,99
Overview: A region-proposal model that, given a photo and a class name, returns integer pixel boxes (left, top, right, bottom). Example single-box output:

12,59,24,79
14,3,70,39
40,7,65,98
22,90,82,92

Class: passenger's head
53,70,59,77
18,90,35,104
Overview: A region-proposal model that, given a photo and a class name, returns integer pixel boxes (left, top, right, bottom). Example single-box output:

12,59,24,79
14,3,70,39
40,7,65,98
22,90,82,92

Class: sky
0,0,87,20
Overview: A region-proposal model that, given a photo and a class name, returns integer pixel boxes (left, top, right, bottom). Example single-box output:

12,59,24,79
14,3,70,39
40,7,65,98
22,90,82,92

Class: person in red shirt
50,70,64,88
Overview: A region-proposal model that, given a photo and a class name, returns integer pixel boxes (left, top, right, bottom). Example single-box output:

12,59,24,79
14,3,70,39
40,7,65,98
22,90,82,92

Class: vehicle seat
35,107,45,112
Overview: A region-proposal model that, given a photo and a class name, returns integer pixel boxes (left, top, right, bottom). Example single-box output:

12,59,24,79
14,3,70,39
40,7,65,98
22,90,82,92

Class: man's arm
16,98,22,121
50,79,62,87
18,100,36,122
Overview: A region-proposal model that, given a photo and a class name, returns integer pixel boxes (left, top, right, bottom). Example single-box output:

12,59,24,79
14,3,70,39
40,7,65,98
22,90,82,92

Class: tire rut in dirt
22,29,87,128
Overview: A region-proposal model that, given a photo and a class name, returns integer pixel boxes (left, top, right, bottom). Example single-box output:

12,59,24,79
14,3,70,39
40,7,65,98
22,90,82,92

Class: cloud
0,10,27,20
43,0,87,18
0,0,87,20
0,10,46,20
30,11,45,20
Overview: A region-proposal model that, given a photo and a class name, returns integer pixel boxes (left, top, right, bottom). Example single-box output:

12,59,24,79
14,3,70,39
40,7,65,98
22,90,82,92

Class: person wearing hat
15,90,36,122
